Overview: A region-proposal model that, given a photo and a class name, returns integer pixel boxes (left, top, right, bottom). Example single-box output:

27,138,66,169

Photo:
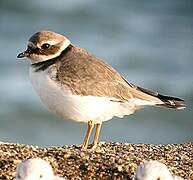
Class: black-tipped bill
17,46,39,59
17,48,32,58
17,52,26,58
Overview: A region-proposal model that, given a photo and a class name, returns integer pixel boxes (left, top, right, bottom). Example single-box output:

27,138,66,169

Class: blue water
0,0,192,147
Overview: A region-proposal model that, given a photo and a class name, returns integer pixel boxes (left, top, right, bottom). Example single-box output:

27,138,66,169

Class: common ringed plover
133,160,184,180
17,31,186,149
16,158,65,180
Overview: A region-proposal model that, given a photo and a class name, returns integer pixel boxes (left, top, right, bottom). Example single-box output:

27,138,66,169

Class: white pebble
132,160,184,180
16,158,65,180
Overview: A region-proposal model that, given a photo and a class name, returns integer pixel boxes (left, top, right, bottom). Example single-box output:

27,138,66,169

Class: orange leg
91,123,102,149
81,120,94,149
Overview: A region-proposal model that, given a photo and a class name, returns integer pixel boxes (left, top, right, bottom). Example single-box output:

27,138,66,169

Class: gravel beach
0,142,192,180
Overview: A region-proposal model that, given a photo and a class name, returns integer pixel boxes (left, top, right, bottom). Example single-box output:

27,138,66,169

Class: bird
16,158,65,180
132,160,184,180
17,31,185,149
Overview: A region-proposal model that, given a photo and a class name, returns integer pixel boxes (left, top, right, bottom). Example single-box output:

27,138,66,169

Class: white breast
29,67,137,123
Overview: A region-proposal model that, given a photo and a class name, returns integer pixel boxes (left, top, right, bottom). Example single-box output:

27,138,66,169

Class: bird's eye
39,174,43,178
41,43,50,49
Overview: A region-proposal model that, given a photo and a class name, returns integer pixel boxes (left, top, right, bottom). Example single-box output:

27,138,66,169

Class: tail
135,86,186,110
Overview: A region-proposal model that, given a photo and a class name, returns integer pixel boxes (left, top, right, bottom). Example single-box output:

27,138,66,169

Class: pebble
0,142,192,179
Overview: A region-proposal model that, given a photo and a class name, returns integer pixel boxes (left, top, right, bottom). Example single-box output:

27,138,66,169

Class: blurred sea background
0,0,192,147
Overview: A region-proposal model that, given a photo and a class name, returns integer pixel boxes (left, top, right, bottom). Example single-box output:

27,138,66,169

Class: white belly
29,67,136,123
